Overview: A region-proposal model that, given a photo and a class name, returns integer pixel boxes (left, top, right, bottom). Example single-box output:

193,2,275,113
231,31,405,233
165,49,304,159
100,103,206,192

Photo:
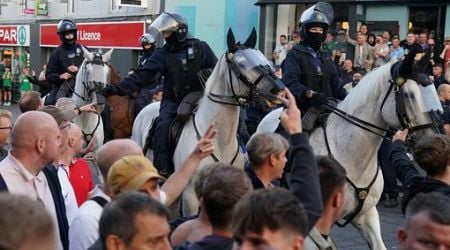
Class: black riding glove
308,92,327,107
98,85,117,98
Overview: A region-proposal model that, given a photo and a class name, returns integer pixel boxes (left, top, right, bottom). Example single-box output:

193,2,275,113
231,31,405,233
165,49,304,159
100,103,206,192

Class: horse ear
243,27,257,49
414,52,430,72
81,46,94,61
103,49,114,63
227,28,237,52
397,43,423,78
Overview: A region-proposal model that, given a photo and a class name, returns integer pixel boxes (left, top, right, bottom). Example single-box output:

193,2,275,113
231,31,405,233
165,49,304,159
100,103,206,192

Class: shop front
0,24,31,102
255,0,449,57
37,21,146,79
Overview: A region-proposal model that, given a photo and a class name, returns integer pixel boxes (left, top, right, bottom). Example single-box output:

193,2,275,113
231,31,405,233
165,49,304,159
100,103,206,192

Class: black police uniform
283,42,347,111
103,38,217,173
45,20,84,105
133,47,160,117
282,2,346,112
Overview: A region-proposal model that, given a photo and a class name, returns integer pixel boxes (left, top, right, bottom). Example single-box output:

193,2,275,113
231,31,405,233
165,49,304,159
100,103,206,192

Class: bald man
60,123,95,207
69,139,143,250
0,111,67,250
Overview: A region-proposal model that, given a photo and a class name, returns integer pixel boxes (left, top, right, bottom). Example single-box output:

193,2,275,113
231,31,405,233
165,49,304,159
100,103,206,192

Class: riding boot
153,99,178,177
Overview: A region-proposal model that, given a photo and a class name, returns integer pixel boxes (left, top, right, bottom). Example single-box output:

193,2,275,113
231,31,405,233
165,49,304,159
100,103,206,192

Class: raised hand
192,124,217,160
392,129,408,142
279,88,302,135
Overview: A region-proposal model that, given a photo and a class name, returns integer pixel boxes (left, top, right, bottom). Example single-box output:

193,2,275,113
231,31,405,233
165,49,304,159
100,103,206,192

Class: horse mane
338,63,393,114
108,65,121,84
203,53,227,95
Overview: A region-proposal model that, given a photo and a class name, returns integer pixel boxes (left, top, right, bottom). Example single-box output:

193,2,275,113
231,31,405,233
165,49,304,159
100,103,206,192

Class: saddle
143,91,204,157
302,98,340,133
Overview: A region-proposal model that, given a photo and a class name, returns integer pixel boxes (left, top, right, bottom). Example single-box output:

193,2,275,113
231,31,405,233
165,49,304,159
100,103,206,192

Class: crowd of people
0,2,450,250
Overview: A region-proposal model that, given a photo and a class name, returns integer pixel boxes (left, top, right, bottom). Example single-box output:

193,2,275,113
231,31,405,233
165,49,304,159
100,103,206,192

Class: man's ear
269,154,277,167
36,138,46,154
397,228,408,246
333,188,344,208
68,138,74,147
105,234,125,250
293,235,304,250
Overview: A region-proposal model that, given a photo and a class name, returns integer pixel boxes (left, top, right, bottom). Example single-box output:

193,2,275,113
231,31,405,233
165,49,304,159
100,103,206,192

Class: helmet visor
150,13,179,33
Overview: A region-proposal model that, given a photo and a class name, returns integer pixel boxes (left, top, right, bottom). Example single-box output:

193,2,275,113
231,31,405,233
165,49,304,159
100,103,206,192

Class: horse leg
352,206,386,250
182,184,199,217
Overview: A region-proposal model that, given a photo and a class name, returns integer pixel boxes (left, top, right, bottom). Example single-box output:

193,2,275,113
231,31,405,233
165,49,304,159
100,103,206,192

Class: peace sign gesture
192,124,217,160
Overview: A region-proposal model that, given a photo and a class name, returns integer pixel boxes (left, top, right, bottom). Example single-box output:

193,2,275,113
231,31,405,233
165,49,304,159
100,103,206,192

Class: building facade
256,0,450,58
0,0,161,85
165,0,259,55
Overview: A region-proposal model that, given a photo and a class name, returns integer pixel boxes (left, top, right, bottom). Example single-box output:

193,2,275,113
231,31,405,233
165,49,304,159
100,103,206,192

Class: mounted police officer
100,12,217,175
45,19,84,105
133,33,161,117
282,2,346,113
138,33,157,67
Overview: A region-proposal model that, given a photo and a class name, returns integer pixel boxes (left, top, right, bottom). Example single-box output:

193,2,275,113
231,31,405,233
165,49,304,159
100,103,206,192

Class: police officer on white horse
282,2,346,114
100,12,217,175
46,19,84,105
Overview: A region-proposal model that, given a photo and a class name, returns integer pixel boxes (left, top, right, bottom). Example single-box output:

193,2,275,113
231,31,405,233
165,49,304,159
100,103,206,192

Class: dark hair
317,156,347,204
232,188,308,239
99,192,169,246
433,63,444,69
413,134,450,177
280,34,287,39
405,192,450,226
202,166,252,230
19,91,41,113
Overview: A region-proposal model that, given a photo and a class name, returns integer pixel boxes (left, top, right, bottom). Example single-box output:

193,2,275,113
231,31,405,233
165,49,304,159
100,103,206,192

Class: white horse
132,28,285,215
257,52,443,249
72,47,113,150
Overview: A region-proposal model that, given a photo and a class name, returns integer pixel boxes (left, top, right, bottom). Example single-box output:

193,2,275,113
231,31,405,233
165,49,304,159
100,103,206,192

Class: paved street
332,205,403,249
3,103,405,249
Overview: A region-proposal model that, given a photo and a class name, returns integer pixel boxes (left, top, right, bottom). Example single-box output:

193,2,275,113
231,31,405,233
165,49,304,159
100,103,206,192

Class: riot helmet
299,2,333,50
149,12,189,45
57,19,77,44
140,33,156,54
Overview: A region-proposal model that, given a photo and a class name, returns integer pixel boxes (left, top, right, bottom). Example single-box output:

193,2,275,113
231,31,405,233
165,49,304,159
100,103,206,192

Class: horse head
212,28,285,107
75,46,114,112
381,44,443,143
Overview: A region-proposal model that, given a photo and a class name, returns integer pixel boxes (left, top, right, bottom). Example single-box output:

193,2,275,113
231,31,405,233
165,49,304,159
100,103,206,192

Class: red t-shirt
69,159,95,207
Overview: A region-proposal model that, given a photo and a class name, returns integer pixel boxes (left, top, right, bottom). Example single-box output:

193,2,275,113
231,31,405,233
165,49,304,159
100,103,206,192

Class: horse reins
192,112,240,166
320,77,439,227
81,114,102,144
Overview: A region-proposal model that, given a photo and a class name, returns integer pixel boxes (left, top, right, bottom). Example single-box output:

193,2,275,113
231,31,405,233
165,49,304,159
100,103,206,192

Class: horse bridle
73,53,109,103
207,50,276,107
379,77,443,137
323,76,442,227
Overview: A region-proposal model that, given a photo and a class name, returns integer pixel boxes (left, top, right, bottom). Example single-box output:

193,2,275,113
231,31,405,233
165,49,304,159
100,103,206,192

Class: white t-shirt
274,44,288,66
58,165,79,225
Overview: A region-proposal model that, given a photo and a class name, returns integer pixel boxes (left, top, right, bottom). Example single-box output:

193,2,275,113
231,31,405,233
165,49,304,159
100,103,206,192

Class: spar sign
0,25,30,46
40,21,145,49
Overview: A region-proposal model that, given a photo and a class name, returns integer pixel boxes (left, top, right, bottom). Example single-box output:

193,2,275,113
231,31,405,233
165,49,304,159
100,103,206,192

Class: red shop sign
40,21,145,49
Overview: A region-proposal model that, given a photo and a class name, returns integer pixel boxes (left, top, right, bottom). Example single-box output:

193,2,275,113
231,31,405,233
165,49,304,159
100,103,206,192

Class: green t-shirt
2,72,11,87
20,75,32,91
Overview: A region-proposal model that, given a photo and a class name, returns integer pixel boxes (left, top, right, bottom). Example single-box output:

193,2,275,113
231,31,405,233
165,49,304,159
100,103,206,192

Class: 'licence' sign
40,21,145,49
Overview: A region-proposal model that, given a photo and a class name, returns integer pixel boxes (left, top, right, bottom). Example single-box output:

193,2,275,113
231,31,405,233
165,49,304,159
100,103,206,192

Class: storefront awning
255,0,443,5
